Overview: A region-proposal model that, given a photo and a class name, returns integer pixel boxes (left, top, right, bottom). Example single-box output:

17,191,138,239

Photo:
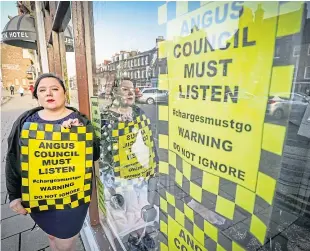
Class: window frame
293,45,300,57
304,66,310,80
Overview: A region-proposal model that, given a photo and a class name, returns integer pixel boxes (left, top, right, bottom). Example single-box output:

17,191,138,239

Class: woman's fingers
62,119,73,128
10,199,28,215
72,118,80,126
15,204,28,215
62,119,83,128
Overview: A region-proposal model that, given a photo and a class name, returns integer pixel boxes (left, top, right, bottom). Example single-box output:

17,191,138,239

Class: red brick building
1,42,34,89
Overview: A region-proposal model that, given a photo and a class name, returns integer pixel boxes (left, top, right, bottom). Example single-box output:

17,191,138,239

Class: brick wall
1,43,33,90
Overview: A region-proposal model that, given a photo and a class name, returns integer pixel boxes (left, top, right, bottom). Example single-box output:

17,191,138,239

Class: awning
2,14,74,52
1,14,37,50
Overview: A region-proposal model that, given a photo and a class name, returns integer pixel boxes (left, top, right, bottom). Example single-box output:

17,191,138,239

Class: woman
5,73,100,251
99,77,158,250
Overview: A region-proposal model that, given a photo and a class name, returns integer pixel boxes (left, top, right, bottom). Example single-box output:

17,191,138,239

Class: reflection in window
274,46,280,58
293,45,301,57
304,66,310,79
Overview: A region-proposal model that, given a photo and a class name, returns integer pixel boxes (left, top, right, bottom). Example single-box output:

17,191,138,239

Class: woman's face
115,80,135,107
37,78,66,110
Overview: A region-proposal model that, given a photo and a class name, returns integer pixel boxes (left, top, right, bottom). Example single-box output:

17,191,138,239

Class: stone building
95,36,165,99
1,42,35,89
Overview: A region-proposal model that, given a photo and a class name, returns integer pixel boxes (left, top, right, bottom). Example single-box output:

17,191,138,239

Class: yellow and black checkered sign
111,114,157,179
156,1,304,250
158,190,246,251
20,122,93,213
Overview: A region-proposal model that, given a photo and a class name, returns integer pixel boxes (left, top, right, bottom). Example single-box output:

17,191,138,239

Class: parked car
137,88,168,104
267,93,310,120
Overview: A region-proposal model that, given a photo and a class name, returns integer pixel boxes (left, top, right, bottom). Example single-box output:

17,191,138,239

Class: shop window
143,89,155,94
91,2,310,251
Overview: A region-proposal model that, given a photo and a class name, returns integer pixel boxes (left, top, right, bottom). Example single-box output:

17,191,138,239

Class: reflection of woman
100,77,158,249
5,73,100,251
100,77,156,191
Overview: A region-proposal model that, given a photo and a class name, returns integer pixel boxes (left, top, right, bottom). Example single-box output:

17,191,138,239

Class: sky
93,1,167,63
1,1,18,33
0,1,168,67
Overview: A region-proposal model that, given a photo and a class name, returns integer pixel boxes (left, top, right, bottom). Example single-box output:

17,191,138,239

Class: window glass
143,89,155,94
92,2,310,251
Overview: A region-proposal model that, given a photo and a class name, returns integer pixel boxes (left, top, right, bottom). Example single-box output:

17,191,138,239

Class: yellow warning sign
20,123,93,212
90,97,101,138
167,1,279,191
168,216,206,251
27,140,86,200
112,115,156,179
96,177,106,216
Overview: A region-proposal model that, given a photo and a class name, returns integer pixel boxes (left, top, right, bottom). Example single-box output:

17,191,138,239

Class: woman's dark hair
33,73,66,99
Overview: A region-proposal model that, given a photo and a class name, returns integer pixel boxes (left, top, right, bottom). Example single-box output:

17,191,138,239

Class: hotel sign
2,30,36,41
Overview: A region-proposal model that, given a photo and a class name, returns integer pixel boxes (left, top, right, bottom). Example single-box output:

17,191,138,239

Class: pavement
1,93,85,251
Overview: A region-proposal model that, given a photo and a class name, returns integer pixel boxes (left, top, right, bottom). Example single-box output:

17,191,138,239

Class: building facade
1,42,36,89
95,36,165,97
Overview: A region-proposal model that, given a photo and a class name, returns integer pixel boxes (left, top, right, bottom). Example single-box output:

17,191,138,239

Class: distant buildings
1,42,37,89
95,36,165,96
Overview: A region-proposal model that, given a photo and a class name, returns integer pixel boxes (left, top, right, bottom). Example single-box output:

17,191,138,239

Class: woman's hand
10,198,28,215
61,118,83,128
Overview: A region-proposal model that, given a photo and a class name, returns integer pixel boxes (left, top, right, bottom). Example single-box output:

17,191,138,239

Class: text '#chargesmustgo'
33,176,81,184
173,109,252,133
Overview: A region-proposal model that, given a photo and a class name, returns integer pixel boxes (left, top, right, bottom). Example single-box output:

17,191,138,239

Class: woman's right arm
5,120,27,214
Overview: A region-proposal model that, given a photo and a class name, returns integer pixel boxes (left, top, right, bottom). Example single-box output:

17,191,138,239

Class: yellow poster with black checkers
157,1,305,250
112,114,156,179
167,1,279,192
20,122,93,213
168,216,206,251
